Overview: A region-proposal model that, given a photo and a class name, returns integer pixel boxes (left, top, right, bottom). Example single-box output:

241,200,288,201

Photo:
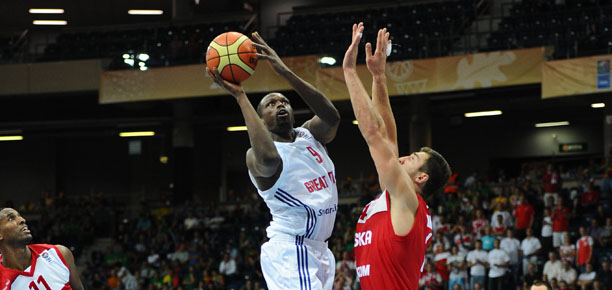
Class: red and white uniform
576,236,593,266
355,190,433,290
0,244,71,290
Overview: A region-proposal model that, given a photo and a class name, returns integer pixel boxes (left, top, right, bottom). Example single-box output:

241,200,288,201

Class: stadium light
119,131,155,137
33,20,67,25
128,10,164,15
318,56,336,66
137,53,150,61
227,126,247,132
0,136,23,141
591,103,605,108
464,110,503,118
29,9,64,14
534,121,570,128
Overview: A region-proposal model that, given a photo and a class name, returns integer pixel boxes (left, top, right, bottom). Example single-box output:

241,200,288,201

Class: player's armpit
246,148,281,178
301,116,339,145
56,245,84,290
366,134,419,216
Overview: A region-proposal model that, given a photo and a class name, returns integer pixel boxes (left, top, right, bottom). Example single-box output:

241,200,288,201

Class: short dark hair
531,280,552,290
418,147,451,196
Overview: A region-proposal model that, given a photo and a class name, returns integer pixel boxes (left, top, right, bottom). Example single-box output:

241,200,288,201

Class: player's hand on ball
251,31,289,75
207,67,245,99
366,28,391,77
343,22,364,71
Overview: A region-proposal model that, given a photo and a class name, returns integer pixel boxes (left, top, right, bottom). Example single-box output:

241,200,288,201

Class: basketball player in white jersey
207,31,340,290
0,208,84,290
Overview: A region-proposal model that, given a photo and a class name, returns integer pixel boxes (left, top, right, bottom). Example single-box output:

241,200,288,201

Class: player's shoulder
28,243,55,252
294,127,314,139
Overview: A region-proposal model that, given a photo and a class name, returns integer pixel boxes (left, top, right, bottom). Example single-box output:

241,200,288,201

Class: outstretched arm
365,28,397,190
56,245,84,290
207,68,281,188
251,32,340,144
342,23,419,215
367,28,398,157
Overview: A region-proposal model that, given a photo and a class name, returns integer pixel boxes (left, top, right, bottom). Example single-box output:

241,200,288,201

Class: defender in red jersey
343,23,451,290
0,208,84,290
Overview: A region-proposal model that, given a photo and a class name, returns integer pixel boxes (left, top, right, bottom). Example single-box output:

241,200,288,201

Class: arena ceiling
0,0,429,31
0,0,175,30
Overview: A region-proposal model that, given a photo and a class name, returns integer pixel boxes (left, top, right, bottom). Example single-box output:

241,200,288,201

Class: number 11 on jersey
29,275,51,290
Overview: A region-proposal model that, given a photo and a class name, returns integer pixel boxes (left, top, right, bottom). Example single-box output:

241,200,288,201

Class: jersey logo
41,252,53,263
357,191,388,223
355,230,372,247
356,264,370,278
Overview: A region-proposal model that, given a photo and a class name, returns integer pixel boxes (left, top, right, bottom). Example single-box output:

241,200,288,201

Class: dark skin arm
56,245,84,290
251,32,340,144
207,68,281,190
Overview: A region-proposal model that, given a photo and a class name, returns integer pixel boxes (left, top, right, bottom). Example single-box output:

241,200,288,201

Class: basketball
206,32,258,84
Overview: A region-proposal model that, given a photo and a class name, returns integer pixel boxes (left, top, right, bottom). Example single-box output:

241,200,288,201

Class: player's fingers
256,53,271,60
252,31,269,46
380,29,387,54
252,42,270,53
208,69,224,86
356,23,364,43
212,68,227,86
365,42,373,58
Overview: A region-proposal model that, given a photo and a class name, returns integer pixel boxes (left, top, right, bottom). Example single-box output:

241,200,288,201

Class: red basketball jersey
0,244,72,290
355,190,433,290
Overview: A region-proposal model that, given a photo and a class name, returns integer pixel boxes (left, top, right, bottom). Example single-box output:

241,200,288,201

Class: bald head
0,208,13,220
0,208,32,246
257,92,286,117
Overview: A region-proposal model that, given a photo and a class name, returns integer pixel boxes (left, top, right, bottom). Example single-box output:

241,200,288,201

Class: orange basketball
206,32,258,84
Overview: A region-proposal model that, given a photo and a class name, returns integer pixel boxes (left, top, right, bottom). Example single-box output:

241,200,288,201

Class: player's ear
415,172,429,185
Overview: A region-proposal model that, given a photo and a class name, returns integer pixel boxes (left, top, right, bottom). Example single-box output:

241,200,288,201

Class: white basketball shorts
260,235,335,290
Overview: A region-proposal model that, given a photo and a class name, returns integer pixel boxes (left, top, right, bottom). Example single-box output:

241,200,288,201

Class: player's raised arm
365,28,398,190
56,245,84,290
343,22,419,213
207,68,281,183
367,28,398,157
251,32,340,144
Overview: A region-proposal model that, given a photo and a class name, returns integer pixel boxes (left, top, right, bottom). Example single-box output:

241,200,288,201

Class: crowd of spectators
2,155,611,290
419,158,612,290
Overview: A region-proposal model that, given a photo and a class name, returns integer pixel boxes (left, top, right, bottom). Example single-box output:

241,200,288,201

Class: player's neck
271,128,296,142
1,245,32,271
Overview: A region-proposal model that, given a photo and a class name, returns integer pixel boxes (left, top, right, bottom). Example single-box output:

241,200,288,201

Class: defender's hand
366,28,391,77
343,22,364,71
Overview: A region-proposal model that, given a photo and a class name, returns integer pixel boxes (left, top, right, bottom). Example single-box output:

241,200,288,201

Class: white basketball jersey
0,244,71,290
249,127,338,242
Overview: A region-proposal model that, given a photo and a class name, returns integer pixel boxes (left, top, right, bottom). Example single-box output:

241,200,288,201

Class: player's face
398,151,429,179
259,93,294,132
0,208,32,245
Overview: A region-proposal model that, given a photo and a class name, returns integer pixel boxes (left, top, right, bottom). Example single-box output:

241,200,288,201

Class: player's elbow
329,109,341,125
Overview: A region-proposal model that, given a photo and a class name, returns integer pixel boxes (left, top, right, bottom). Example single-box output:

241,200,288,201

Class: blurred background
0,0,611,289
